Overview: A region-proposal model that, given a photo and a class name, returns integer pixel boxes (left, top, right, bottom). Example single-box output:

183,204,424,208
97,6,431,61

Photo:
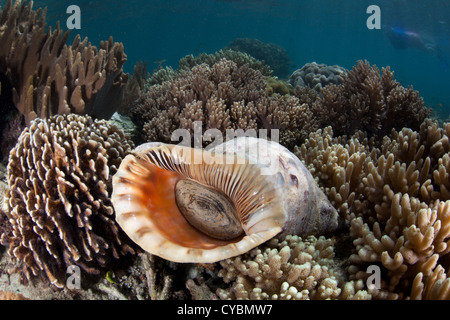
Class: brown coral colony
5,114,136,288
0,0,133,289
0,0,128,125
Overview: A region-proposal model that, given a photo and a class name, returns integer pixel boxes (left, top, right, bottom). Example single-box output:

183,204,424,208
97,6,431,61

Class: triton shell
111,137,339,263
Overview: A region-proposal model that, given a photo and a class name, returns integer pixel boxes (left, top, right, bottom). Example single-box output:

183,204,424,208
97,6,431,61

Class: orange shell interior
134,159,243,249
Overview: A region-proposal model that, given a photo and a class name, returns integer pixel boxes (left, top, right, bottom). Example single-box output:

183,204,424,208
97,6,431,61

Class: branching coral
0,0,128,124
217,235,370,300
2,114,136,288
144,49,273,89
225,38,291,78
312,60,430,139
295,121,450,299
178,49,273,77
130,58,317,149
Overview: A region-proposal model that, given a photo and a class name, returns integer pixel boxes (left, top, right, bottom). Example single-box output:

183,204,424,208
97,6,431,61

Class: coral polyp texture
2,114,136,288
217,235,370,300
289,62,346,94
0,0,128,124
130,58,317,149
295,121,450,299
145,49,273,89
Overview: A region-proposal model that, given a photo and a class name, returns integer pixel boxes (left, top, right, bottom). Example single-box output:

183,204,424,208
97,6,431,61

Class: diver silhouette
384,23,449,70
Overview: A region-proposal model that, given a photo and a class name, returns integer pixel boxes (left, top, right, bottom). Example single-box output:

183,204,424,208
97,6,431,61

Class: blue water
2,0,450,119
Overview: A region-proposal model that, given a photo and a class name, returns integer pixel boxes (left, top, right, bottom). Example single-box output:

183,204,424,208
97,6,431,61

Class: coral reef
0,0,128,125
295,121,450,299
266,77,295,96
311,60,430,139
144,49,273,89
178,49,273,77
225,38,292,78
132,59,426,153
289,62,346,94
130,58,317,149
2,114,136,288
118,60,148,114
0,72,22,162
112,137,340,263
0,1,442,300
217,235,370,300
0,113,24,163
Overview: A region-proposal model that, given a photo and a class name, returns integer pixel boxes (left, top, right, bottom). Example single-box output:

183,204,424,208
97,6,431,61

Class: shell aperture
175,179,244,240
111,137,340,263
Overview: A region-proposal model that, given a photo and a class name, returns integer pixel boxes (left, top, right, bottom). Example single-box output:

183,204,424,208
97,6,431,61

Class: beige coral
3,114,135,288
295,122,450,299
217,235,370,300
410,264,450,299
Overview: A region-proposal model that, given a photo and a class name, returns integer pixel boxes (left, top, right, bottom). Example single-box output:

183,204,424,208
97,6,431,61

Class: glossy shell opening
112,143,285,263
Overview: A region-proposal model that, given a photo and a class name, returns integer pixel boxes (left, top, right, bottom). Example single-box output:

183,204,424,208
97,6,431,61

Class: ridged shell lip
112,141,286,263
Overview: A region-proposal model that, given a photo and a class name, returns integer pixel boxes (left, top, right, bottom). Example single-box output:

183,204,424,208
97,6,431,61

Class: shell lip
112,141,287,263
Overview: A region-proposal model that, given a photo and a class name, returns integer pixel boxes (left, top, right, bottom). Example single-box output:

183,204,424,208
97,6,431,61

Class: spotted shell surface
111,137,339,263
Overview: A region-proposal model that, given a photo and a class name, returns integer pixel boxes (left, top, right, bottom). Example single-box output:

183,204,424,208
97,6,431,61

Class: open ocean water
2,0,450,119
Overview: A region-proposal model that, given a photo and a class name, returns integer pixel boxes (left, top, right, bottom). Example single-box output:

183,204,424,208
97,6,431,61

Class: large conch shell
111,137,339,263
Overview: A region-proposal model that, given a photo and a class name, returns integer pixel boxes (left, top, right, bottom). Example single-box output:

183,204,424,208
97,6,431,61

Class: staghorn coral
216,235,370,300
2,114,136,288
295,121,450,299
131,58,317,150
0,0,128,124
312,60,430,139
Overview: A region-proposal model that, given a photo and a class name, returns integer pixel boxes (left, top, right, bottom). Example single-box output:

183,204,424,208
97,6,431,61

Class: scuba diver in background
384,22,450,70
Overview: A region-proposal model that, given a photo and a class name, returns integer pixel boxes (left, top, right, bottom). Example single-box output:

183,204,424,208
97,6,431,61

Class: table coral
2,114,136,288
295,121,450,299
